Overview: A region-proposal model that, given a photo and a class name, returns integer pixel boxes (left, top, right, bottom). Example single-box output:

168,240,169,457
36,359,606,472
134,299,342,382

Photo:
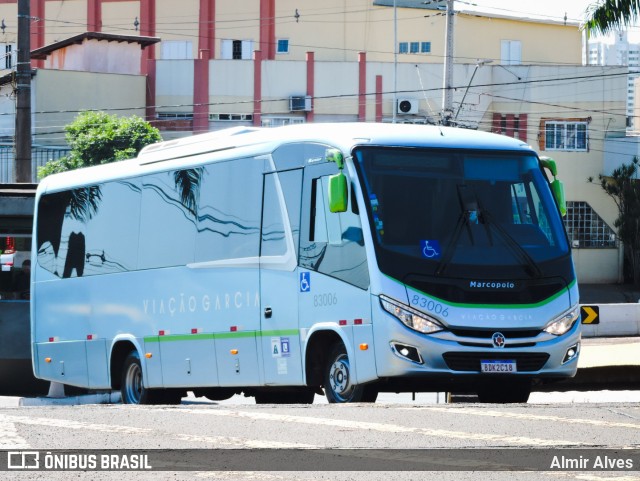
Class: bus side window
195,158,263,262
261,174,287,257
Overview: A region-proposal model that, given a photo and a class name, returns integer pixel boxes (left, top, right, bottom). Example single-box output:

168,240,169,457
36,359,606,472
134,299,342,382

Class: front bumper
373,309,581,381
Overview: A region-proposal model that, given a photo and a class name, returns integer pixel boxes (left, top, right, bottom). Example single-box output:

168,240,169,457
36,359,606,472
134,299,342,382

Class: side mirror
326,148,348,213
551,178,566,217
540,156,566,217
328,172,348,213
539,157,558,177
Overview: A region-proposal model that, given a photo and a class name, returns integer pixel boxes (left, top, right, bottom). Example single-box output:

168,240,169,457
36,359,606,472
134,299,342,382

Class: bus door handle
264,307,273,319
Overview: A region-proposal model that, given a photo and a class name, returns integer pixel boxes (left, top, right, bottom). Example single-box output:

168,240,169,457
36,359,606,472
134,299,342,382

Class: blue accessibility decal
420,240,441,259
299,271,311,292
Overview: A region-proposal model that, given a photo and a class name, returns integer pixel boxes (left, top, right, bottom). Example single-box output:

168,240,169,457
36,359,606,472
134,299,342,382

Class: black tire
121,351,183,405
323,342,378,403
476,380,531,403
255,388,315,404
121,351,150,405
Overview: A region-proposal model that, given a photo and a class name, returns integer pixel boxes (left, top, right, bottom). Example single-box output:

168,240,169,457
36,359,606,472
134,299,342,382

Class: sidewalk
579,336,640,368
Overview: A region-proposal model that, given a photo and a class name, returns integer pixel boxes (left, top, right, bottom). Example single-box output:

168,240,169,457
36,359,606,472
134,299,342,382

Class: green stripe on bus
385,273,576,310
143,329,300,344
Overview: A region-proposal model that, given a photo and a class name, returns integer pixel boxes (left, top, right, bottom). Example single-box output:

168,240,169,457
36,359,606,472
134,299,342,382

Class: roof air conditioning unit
397,99,418,114
289,95,312,112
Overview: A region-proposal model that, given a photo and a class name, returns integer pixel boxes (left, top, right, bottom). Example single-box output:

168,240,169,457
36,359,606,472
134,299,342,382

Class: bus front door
259,170,304,385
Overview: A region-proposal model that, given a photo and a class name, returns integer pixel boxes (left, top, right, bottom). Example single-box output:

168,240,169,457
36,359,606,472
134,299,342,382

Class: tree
38,111,162,179
585,0,640,35
589,157,640,284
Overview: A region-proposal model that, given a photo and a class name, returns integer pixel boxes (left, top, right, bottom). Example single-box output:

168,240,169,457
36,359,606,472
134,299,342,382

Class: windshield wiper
436,185,543,278
435,185,476,276
479,207,543,278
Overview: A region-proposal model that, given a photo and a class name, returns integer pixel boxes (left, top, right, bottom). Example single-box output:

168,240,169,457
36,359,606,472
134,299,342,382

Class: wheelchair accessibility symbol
300,272,311,292
420,240,441,259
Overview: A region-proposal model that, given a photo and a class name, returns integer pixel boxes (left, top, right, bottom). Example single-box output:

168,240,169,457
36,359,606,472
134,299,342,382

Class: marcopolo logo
469,281,516,290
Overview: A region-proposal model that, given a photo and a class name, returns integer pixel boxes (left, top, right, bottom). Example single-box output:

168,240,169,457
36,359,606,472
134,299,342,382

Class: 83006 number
410,295,449,317
314,293,338,307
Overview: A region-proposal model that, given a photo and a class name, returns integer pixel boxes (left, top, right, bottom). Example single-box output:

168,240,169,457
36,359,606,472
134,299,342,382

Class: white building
588,30,640,130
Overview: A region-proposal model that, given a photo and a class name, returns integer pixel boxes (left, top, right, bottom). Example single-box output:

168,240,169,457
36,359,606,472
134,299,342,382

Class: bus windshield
354,147,570,280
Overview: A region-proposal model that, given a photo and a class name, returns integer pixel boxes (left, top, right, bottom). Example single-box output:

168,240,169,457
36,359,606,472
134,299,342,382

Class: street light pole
441,0,454,125
393,0,397,124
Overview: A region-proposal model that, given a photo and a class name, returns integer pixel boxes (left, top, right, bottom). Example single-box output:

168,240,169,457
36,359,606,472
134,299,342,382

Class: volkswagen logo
492,332,506,348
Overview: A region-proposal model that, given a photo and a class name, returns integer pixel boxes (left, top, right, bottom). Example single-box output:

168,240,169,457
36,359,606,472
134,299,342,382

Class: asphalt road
0,337,637,480
0,400,639,480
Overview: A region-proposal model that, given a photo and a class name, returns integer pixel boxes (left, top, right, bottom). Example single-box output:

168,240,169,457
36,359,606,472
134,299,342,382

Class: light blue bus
31,123,580,404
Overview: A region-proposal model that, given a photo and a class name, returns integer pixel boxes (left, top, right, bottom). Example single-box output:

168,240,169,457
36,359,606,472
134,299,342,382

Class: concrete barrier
580,303,640,338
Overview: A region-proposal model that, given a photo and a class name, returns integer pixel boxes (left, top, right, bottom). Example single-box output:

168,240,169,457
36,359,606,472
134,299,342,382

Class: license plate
480,360,517,373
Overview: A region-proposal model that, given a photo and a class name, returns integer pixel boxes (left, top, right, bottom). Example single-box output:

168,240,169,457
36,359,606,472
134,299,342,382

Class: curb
20,391,121,407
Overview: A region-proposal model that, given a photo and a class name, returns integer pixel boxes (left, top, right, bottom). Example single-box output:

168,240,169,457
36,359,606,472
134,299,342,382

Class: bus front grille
442,352,550,372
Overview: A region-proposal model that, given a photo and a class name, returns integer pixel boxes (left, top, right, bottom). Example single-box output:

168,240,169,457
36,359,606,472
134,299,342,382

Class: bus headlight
380,295,443,334
543,306,579,336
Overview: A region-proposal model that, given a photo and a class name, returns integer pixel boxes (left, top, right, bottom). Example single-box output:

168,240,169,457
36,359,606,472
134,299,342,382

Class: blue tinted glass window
277,39,289,53
139,170,200,268
195,158,263,262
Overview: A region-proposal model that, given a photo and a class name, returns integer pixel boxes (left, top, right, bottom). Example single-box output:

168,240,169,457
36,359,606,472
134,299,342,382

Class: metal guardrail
0,144,70,183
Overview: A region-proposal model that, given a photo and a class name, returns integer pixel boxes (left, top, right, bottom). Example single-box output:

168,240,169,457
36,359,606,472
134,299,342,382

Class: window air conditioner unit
289,95,312,112
397,98,418,114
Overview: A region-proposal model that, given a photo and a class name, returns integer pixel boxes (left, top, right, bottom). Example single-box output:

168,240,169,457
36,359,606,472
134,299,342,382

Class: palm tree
585,0,640,35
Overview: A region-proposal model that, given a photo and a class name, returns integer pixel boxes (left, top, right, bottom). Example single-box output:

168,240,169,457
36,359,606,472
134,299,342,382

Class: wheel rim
329,353,354,401
124,361,142,404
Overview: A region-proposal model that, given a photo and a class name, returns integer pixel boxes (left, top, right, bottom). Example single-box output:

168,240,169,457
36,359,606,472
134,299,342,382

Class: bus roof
37,123,534,193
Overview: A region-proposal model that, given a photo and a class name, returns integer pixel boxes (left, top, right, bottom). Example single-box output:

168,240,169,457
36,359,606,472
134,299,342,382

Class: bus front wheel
121,351,183,405
323,342,377,403
121,351,150,404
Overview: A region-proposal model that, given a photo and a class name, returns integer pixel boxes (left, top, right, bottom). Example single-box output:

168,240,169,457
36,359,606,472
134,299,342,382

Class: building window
492,113,527,142
209,113,253,122
564,201,617,248
232,40,242,59
543,120,588,151
277,39,289,54
501,39,522,65
220,39,253,59
399,41,431,54
261,117,305,128
0,43,16,69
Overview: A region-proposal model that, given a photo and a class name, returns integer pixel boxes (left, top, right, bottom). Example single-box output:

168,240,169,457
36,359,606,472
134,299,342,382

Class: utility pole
393,0,397,124
441,0,454,126
14,0,31,183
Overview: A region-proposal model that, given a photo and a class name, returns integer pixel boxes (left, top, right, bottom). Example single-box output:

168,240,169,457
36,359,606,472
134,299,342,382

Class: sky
461,0,595,22
461,1,639,42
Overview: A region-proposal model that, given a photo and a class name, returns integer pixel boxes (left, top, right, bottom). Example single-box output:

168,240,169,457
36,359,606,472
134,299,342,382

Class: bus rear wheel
323,342,377,403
